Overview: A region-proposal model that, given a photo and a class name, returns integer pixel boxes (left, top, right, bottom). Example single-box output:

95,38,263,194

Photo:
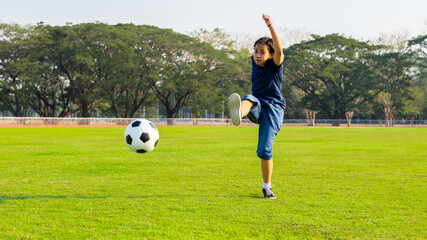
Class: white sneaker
228,93,242,126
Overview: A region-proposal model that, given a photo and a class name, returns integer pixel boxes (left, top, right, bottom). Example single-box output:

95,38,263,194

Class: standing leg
261,159,276,199
261,159,273,184
258,104,283,199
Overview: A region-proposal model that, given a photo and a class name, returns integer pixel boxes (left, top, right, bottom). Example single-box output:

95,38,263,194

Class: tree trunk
166,110,175,125
384,107,390,127
331,111,343,126
345,111,354,127
78,101,90,125
382,93,394,128
306,109,316,126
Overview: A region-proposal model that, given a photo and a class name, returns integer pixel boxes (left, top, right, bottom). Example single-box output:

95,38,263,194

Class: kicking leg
241,100,254,117
228,94,255,126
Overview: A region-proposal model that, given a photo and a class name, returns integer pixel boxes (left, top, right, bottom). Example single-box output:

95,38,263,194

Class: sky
1,0,426,41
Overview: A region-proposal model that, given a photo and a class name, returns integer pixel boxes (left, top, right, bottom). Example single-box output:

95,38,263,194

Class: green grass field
0,126,426,239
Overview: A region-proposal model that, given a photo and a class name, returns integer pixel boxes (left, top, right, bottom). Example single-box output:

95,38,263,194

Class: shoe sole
228,93,241,126
264,196,276,199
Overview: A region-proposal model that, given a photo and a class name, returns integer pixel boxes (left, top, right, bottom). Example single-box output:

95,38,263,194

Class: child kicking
228,14,286,199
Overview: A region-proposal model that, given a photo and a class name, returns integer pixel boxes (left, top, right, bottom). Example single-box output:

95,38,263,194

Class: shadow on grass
218,194,263,199
0,194,263,204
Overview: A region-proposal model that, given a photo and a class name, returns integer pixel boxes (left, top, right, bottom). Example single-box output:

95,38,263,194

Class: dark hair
253,37,274,54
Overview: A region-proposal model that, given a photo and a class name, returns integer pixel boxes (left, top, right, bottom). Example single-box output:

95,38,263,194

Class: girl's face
253,43,273,67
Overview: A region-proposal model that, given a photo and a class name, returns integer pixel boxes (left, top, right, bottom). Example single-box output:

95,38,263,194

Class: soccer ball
124,119,159,153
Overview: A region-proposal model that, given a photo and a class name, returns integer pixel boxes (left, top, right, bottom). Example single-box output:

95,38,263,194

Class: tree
189,28,251,118
374,51,413,127
103,24,158,118
0,23,33,117
144,27,237,124
24,24,74,118
408,35,427,119
284,34,383,126
34,22,125,119
371,32,415,127
401,86,423,124
67,23,111,118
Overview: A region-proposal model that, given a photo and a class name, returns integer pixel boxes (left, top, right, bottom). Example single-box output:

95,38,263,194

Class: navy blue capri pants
242,95,284,160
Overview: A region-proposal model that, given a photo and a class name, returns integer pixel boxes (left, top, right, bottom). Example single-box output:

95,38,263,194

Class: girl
228,14,285,199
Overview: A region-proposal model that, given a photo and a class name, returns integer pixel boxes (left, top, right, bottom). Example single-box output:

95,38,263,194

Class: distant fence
284,119,427,127
0,117,426,127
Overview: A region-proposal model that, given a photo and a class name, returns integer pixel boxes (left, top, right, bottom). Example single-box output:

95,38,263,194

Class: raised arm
262,14,284,66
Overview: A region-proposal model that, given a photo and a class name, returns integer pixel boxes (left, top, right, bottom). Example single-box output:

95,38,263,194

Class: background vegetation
1,23,426,123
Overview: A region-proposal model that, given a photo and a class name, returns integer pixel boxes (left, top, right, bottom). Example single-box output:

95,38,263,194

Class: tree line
0,23,426,125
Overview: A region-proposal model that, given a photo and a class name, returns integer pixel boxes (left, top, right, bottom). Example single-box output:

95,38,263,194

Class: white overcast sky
1,0,426,40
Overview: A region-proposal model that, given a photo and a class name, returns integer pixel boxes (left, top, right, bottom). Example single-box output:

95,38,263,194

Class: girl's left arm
263,14,284,66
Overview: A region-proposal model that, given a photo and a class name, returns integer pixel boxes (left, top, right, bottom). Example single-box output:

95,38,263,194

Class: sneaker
262,188,276,199
228,93,242,126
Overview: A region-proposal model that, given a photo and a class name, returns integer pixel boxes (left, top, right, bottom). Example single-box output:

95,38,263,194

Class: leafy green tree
188,28,251,118
284,34,383,126
33,22,125,119
189,49,251,119
104,24,158,118
143,27,238,124
373,51,413,127
400,86,424,123
0,23,33,117
67,23,111,118
408,35,427,119
23,24,74,118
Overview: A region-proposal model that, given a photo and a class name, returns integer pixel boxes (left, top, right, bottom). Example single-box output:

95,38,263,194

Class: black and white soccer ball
124,119,159,153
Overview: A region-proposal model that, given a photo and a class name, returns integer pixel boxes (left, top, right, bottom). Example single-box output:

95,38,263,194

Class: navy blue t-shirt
251,58,286,109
